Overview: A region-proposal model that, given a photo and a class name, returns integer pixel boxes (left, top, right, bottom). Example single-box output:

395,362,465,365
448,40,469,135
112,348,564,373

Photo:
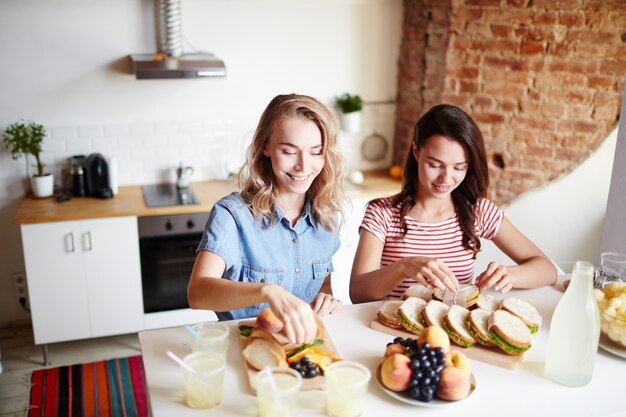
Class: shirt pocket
305,257,334,300
243,265,285,314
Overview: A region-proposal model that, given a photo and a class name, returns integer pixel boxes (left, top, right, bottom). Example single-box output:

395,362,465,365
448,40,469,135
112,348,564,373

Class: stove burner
142,184,199,207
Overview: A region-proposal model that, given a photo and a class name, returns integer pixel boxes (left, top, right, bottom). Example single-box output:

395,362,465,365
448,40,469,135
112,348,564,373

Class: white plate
599,333,626,359
376,364,476,407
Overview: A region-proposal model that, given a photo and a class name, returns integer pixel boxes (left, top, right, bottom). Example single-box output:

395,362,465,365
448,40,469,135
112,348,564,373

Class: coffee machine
84,153,113,198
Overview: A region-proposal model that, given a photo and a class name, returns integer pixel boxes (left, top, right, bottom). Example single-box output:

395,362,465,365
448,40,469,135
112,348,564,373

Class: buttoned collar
266,197,317,229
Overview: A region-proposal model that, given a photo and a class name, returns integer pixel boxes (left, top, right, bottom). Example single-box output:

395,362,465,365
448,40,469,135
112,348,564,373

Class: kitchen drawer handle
83,232,93,251
65,233,75,253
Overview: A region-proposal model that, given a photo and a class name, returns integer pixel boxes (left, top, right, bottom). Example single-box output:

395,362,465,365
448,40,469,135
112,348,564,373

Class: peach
436,367,471,401
443,350,472,377
383,343,407,360
418,326,451,353
380,353,412,392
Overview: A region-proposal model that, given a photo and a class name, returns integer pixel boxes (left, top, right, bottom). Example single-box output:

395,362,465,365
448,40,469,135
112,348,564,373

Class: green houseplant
3,121,54,197
335,93,363,133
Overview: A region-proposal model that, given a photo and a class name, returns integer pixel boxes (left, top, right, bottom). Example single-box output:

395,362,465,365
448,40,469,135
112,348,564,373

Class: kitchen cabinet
21,216,144,345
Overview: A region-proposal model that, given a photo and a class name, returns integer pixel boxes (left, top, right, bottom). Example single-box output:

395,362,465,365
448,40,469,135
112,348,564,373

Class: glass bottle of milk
545,261,600,386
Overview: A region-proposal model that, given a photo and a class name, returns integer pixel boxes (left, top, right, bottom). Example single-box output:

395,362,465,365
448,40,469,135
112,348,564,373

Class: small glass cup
191,322,229,359
255,367,302,417
325,361,371,417
594,252,626,289
183,351,225,409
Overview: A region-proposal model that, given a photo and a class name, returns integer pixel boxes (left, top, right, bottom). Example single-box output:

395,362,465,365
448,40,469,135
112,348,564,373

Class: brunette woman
349,104,556,303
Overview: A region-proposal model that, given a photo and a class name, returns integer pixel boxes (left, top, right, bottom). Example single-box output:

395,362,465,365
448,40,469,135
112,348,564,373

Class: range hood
130,0,226,79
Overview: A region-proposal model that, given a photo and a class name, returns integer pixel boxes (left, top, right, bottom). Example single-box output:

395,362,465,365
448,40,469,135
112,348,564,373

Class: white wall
600,83,626,257
0,0,403,325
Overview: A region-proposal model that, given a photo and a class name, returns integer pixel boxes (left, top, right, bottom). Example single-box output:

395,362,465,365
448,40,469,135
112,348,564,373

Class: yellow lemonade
326,362,370,417
183,352,225,409
256,368,301,417
191,324,229,359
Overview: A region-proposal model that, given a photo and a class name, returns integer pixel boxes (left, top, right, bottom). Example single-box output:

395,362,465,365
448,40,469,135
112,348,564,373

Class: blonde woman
188,94,347,344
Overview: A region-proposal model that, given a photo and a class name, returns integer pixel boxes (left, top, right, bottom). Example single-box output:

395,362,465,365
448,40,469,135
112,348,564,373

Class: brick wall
395,0,626,204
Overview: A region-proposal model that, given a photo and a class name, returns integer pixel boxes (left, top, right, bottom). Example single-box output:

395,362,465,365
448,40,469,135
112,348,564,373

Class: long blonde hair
239,94,347,232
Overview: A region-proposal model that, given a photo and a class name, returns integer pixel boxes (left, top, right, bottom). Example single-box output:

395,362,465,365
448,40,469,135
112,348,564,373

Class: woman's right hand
261,284,317,345
402,257,459,291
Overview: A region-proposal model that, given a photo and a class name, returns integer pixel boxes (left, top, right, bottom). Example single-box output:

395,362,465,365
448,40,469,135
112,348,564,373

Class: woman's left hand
311,292,342,316
475,262,513,293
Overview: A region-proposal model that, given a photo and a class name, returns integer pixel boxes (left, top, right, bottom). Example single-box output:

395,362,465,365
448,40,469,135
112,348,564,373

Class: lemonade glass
191,322,229,359
183,351,225,409
325,361,371,417
255,367,302,417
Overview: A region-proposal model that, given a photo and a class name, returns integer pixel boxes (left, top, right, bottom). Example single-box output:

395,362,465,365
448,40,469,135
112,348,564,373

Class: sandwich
474,293,501,312
421,300,450,328
466,308,495,347
500,297,542,333
377,300,405,329
434,284,480,309
397,297,428,335
402,283,434,301
443,305,476,348
487,309,532,355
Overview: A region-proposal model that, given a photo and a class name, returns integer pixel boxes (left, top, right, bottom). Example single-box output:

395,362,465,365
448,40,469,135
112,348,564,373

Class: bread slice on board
467,308,495,347
398,297,427,334
443,305,476,347
487,309,532,355
377,299,404,329
242,337,287,370
422,300,450,328
500,297,542,333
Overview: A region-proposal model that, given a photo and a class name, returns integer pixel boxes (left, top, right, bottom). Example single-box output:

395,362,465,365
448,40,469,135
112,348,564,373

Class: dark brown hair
392,104,489,256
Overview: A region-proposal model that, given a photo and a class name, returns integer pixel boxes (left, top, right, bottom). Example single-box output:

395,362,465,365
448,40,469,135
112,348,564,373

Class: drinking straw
319,363,346,398
166,350,196,374
261,367,283,409
185,324,203,340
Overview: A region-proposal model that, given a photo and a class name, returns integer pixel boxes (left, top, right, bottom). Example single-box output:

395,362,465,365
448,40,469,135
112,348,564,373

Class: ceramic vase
31,174,54,198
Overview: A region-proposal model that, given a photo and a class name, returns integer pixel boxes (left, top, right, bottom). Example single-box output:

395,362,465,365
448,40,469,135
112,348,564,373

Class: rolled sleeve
196,203,239,270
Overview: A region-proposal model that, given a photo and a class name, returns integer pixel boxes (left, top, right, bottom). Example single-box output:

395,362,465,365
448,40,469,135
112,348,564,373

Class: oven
138,212,209,314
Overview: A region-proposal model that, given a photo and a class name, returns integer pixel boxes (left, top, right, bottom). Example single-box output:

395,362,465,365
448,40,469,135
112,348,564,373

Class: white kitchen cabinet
21,216,144,345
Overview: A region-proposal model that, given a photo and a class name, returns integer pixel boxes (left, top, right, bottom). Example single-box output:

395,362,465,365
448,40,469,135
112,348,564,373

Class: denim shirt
196,192,340,321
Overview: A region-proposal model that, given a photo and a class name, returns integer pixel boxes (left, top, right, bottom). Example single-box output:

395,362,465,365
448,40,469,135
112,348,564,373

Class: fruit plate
376,364,477,407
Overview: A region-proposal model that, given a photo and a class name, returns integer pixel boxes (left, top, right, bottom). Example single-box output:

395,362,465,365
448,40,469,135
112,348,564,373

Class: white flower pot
340,111,362,133
30,173,54,198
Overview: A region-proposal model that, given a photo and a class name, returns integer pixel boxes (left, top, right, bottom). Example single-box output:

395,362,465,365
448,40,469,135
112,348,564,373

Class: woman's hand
311,292,342,316
475,262,513,293
261,284,317,345
403,257,459,291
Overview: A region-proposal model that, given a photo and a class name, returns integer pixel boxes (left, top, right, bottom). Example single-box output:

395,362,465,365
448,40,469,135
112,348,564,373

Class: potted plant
335,93,363,133
3,121,54,197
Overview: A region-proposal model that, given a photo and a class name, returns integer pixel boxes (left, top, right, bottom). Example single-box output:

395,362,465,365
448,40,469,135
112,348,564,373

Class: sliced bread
398,297,428,335
402,284,434,301
500,297,542,333
242,337,288,371
421,300,450,328
487,309,531,355
443,305,476,347
377,300,404,329
467,308,495,347
475,293,501,312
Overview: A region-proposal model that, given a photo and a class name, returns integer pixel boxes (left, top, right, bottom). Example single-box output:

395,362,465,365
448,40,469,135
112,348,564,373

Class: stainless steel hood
130,53,226,79
130,0,226,80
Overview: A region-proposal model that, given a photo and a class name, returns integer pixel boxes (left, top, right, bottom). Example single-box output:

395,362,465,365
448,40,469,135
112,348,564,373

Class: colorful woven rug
28,355,148,417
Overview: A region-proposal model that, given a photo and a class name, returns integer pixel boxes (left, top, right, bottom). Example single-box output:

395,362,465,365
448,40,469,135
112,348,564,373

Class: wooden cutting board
237,320,340,394
370,320,525,369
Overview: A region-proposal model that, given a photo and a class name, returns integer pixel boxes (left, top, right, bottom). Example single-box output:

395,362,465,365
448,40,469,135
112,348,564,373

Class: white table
138,280,626,417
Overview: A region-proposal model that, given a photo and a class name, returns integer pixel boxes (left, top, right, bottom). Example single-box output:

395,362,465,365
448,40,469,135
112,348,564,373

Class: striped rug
28,355,148,417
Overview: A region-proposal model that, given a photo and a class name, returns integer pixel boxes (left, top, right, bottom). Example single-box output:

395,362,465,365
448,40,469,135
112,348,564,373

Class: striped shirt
360,196,503,299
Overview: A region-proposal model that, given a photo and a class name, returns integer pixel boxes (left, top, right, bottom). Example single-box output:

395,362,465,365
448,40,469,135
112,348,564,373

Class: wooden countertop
14,171,401,224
